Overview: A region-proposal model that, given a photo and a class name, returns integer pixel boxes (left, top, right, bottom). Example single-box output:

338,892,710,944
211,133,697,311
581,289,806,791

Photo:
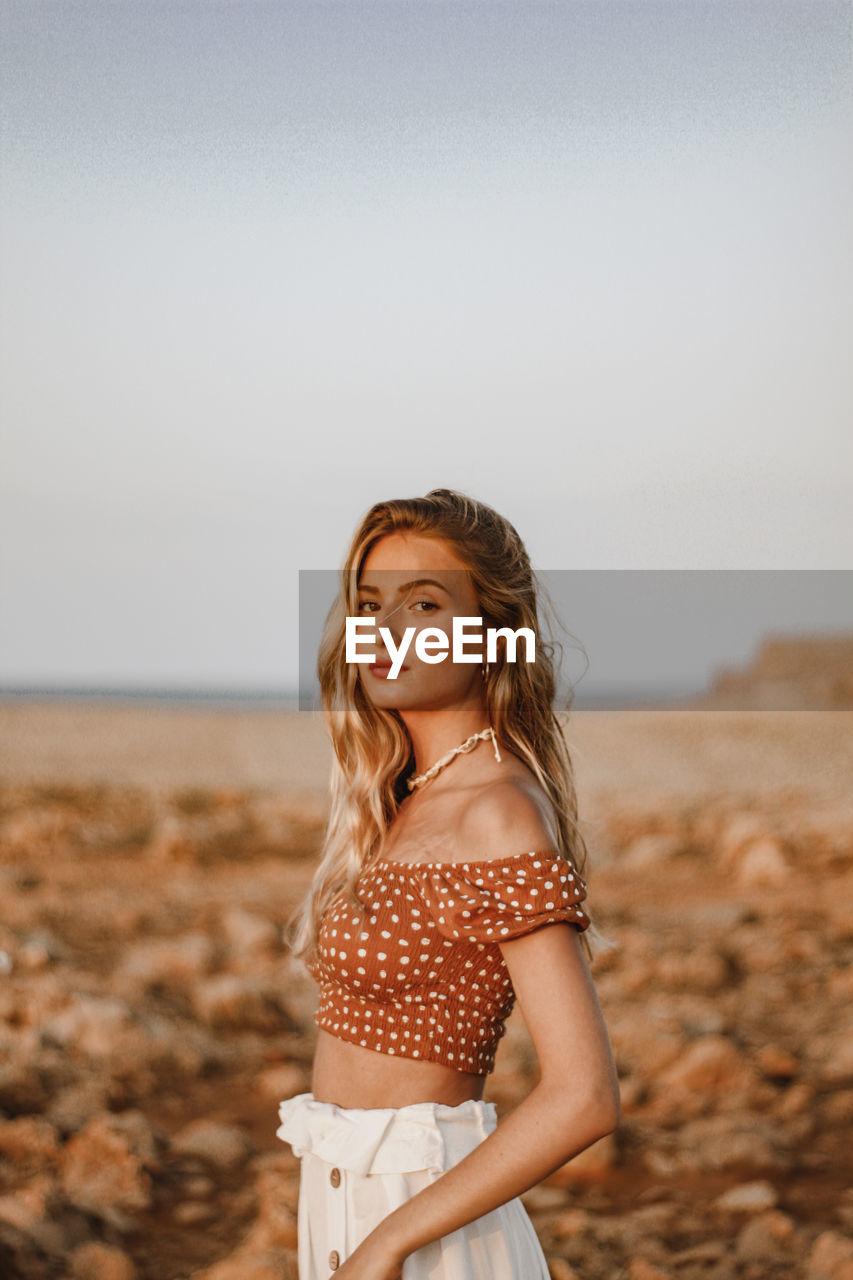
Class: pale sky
1,1,851,691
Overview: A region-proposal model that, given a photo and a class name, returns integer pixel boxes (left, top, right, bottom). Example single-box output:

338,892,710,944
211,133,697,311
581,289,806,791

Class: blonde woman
280,490,620,1280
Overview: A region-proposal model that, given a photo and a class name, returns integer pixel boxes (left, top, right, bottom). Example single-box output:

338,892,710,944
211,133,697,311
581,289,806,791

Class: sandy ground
3,700,852,801
1,702,852,1280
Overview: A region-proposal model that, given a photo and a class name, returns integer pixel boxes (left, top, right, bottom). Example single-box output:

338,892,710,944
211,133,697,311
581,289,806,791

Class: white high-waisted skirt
276,1091,550,1279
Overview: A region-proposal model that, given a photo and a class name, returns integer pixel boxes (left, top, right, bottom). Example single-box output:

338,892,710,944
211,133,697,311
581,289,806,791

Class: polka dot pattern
306,851,591,1075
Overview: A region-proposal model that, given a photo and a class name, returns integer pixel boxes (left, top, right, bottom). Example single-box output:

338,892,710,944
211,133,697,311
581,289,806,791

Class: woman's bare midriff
311,1028,487,1109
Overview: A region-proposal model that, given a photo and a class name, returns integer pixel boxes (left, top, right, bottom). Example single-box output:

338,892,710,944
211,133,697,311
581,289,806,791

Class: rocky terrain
0,703,852,1280
698,634,853,710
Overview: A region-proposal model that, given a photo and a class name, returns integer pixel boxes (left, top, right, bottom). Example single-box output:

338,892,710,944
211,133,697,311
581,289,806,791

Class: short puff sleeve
422,852,591,943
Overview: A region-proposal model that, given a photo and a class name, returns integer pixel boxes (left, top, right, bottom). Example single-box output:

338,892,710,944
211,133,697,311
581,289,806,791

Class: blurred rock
837,1191,853,1233
70,1241,137,1280
221,907,280,955
238,1157,300,1252
0,1221,50,1280
1,807,79,855
43,994,137,1058
190,1250,298,1280
808,1231,853,1280
551,1208,593,1240
736,836,791,886
0,1061,49,1116
623,1203,678,1241
622,834,683,869
734,1209,795,1264
522,1186,568,1214
148,813,210,862
776,1081,815,1118
821,1090,853,1126
16,940,54,971
818,1030,853,1085
714,1180,779,1213
173,1200,218,1225
547,1260,582,1280
192,975,289,1032
707,635,853,709
61,1111,159,1224
828,968,853,999
0,1174,66,1257
255,1062,311,1101
0,1117,60,1176
666,994,726,1037
669,1239,727,1266
627,1261,675,1280
654,948,730,993
658,1034,752,1095
47,1079,114,1135
673,1114,789,1173
718,814,769,866
183,1154,300,1277
607,1008,686,1076
682,900,752,930
117,933,216,990
755,1044,799,1079
183,1174,216,1198
171,1120,253,1171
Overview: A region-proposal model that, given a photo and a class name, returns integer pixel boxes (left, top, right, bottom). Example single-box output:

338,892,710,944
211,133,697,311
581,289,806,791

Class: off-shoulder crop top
305,851,591,1075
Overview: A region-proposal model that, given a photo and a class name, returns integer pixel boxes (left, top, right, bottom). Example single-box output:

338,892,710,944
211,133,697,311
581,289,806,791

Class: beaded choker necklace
407,727,502,792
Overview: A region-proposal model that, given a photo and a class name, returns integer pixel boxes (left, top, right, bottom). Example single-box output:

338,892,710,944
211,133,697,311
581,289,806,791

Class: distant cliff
695,633,853,709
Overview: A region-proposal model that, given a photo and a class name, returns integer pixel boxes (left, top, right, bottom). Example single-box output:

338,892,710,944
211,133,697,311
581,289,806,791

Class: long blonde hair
286,488,600,965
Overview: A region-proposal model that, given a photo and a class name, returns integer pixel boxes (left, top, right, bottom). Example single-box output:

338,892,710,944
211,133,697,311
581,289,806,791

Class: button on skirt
276,1091,551,1279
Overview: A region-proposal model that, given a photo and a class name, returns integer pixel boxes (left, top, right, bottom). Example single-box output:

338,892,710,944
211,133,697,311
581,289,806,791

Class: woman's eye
411,599,438,612
357,600,379,613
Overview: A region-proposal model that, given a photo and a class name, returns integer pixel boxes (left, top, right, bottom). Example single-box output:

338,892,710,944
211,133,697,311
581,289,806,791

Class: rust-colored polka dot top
306,850,591,1075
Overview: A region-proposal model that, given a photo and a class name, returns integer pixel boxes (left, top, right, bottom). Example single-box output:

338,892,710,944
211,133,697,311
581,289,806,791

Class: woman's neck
401,704,492,775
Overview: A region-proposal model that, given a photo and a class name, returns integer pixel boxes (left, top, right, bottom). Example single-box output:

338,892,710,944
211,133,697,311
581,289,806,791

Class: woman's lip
369,663,408,677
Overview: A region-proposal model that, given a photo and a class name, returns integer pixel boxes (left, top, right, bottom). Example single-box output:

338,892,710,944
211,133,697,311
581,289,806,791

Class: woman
280,489,620,1279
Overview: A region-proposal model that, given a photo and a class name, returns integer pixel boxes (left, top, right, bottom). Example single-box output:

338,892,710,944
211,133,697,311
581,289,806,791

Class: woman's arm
335,920,620,1278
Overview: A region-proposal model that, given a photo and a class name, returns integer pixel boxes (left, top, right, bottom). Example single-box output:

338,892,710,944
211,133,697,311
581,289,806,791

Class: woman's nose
374,599,407,637
375,612,405,645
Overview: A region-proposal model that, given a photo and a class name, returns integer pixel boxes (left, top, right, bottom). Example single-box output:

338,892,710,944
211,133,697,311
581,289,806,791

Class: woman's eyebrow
357,577,451,596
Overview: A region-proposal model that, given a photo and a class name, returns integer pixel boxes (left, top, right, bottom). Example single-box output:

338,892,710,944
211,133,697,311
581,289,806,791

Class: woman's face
354,531,487,714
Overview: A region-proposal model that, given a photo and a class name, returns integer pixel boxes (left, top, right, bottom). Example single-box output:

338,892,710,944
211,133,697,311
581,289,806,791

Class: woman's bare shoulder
456,773,558,862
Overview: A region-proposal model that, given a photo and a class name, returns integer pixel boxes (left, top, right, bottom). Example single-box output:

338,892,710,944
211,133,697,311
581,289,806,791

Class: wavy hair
286,488,603,966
